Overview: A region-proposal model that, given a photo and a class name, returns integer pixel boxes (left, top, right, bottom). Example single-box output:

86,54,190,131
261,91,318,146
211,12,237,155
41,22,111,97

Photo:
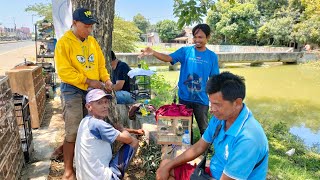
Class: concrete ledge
116,52,320,66
136,114,157,144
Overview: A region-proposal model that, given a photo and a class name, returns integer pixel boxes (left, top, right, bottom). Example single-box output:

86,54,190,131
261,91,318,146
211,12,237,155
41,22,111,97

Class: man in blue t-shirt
111,50,135,104
156,72,269,180
140,24,220,136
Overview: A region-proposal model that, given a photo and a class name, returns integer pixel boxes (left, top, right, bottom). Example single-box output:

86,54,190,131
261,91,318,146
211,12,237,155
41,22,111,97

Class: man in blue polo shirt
156,72,269,180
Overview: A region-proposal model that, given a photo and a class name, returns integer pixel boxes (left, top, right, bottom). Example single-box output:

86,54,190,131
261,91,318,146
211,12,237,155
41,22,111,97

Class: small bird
285,148,295,156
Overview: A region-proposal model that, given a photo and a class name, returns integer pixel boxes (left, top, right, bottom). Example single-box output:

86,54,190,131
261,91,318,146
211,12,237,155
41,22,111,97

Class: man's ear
85,103,91,112
235,98,243,109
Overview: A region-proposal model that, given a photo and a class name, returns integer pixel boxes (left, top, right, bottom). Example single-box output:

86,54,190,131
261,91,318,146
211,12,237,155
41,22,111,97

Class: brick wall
0,76,24,179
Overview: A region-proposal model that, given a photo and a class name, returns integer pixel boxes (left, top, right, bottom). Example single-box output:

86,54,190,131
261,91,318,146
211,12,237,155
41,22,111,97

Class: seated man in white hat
75,89,139,180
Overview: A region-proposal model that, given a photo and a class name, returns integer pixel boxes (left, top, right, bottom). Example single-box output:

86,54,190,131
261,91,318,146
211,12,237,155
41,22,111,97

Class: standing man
110,50,135,104
156,72,269,180
140,24,220,136
55,8,112,180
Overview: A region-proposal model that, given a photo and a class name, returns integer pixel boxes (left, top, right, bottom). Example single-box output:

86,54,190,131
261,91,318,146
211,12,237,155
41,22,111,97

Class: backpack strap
203,123,222,158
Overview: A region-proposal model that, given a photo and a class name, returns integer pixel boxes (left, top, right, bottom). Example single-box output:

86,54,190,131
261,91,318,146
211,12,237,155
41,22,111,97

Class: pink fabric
155,103,193,121
174,163,212,180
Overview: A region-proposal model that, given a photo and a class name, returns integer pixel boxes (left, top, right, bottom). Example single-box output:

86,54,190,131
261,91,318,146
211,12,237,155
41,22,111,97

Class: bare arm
125,128,144,135
140,47,173,62
156,138,209,179
116,130,138,148
113,80,125,91
113,122,144,135
220,173,235,180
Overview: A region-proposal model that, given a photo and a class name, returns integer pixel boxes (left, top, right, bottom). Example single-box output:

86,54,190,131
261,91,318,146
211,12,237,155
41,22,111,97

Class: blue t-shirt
202,104,269,180
170,46,219,105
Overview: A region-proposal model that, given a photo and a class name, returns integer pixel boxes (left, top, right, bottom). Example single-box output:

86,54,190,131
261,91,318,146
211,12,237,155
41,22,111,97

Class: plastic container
181,130,191,150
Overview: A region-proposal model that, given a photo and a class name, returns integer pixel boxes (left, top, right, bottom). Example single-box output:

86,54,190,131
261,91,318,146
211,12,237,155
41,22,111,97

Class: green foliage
292,16,320,45
255,0,288,19
155,20,181,42
257,16,294,45
112,16,141,52
173,0,217,28
150,74,174,108
146,24,157,33
138,60,149,70
207,1,260,45
301,0,320,19
133,13,150,34
136,60,173,108
138,138,162,179
25,3,53,22
174,0,320,45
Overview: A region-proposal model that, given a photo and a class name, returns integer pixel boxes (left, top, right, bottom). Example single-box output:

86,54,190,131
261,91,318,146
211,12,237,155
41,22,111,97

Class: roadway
0,40,36,75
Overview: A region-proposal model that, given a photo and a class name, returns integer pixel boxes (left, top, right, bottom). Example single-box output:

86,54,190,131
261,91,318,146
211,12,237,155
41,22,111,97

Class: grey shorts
61,83,87,142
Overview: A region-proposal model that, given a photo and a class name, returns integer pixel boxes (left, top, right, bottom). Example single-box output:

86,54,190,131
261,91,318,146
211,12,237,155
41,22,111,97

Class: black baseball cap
73,8,98,24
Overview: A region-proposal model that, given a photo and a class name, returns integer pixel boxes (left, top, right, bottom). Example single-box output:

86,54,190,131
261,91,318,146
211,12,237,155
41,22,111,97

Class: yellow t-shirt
55,30,110,90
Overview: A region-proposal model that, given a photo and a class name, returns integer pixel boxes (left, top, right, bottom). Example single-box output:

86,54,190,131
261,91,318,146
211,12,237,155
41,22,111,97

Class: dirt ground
45,92,146,180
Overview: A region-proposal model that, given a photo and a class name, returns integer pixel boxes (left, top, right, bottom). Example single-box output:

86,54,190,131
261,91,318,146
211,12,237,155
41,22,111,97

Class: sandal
50,152,64,162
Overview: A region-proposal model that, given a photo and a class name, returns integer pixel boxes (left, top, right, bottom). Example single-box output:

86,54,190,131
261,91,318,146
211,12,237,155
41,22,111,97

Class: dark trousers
179,99,209,143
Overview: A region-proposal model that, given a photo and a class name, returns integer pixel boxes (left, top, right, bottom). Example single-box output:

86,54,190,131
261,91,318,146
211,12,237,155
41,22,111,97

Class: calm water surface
156,63,320,150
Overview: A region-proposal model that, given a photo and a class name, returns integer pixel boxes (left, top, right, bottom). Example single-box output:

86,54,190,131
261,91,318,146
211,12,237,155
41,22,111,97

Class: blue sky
0,0,176,30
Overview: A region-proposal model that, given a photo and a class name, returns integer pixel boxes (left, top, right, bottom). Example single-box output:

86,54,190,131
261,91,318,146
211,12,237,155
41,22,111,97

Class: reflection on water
155,62,320,149
290,124,320,151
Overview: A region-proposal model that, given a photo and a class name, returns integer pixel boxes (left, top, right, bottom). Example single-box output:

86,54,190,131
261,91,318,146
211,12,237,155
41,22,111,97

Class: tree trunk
71,0,119,123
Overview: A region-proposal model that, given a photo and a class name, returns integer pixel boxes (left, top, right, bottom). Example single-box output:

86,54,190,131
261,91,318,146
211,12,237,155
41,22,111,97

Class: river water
156,62,320,151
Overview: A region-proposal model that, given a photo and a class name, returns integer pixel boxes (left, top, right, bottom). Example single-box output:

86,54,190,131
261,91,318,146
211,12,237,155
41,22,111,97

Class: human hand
156,166,170,180
104,80,113,92
136,129,145,136
86,79,103,89
138,47,154,58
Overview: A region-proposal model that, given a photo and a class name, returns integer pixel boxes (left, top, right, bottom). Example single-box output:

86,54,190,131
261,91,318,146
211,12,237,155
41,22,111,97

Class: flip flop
50,152,64,162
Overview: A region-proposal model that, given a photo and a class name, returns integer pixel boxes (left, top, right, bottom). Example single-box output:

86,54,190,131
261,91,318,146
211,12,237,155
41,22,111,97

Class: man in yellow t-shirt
54,8,112,179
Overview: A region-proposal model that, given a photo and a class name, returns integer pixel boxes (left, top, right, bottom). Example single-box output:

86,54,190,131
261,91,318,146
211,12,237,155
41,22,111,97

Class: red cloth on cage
155,103,193,121
173,163,212,180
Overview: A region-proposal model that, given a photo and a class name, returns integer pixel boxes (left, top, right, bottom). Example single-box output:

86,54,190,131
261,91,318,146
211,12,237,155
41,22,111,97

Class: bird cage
156,116,192,145
130,75,151,100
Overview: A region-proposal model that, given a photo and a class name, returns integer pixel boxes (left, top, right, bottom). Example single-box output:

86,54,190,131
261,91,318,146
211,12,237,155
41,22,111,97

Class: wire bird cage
130,75,151,100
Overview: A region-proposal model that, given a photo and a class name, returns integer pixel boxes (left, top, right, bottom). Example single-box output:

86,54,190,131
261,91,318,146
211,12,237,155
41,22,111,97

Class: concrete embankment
116,52,320,66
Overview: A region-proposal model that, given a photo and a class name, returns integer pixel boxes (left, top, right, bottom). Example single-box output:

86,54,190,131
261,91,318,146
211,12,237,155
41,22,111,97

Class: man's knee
65,133,77,143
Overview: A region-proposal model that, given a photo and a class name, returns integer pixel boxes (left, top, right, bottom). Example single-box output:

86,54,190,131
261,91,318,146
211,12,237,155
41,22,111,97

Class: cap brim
89,93,112,103
82,19,99,25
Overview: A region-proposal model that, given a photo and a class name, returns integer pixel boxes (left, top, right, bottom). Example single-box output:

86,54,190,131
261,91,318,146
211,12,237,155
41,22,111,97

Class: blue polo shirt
170,46,219,105
202,104,269,180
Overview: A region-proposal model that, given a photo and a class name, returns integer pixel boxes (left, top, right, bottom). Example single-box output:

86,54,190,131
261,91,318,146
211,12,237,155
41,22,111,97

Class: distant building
174,27,193,44
0,26,31,40
143,32,160,44
20,27,31,34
